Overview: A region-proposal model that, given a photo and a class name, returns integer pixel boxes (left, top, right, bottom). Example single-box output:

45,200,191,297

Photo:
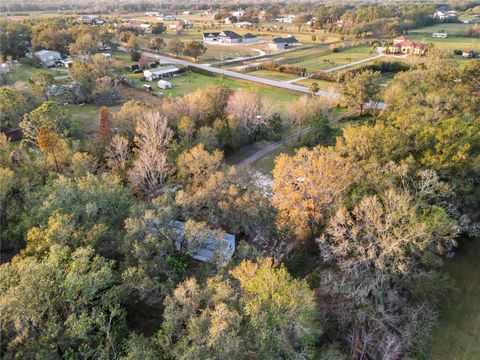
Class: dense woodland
1,3,480,360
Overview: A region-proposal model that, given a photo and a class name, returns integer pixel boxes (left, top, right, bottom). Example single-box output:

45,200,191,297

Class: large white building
143,66,180,81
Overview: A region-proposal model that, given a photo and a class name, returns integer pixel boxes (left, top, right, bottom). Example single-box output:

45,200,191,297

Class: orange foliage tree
37,126,64,171
99,106,113,145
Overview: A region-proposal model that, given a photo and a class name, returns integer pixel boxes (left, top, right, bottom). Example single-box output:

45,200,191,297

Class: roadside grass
295,78,339,91
274,44,375,72
247,69,300,81
125,70,301,105
426,239,480,360
199,44,259,63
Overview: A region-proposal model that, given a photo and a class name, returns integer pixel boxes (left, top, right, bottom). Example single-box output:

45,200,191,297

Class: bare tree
128,112,173,197
226,90,274,135
106,134,130,175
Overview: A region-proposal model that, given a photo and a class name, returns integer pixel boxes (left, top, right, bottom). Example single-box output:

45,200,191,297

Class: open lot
409,23,474,36
410,34,480,51
4,64,69,84
269,44,374,72
126,70,301,106
246,69,300,81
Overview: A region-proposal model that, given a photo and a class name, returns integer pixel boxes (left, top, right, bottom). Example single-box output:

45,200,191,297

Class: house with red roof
389,36,427,56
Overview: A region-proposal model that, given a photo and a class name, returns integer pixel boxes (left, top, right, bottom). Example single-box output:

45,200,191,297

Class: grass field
409,23,474,36
295,78,339,91
410,34,480,51
247,69,300,81
271,44,375,72
426,239,480,360
126,70,301,106
5,64,69,84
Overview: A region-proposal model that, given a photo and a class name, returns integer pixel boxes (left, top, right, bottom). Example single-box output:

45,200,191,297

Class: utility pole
220,52,224,77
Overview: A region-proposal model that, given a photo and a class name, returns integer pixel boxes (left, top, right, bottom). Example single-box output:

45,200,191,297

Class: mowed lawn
247,69,300,81
426,239,480,359
410,34,480,51
409,23,475,36
275,44,375,72
5,64,69,84
126,71,301,106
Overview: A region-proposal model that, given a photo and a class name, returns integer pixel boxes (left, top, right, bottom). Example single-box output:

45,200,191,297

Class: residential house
139,23,152,33
34,50,62,67
235,21,253,28
143,66,180,81
203,32,220,43
172,221,235,264
268,36,299,50
78,15,103,25
388,36,426,56
393,36,409,44
275,15,296,23
434,9,458,21
145,11,160,17
432,32,448,38
203,31,258,44
232,10,245,18
182,11,191,16
161,15,176,21
242,33,258,43
218,30,243,43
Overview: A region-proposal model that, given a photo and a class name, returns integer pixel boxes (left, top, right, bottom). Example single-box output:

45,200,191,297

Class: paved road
120,48,385,108
119,47,340,99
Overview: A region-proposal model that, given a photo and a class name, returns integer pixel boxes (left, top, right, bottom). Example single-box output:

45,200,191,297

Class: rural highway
118,48,385,109
119,47,340,99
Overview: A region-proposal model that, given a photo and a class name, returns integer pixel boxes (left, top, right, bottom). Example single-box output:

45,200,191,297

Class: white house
172,221,235,264
144,66,180,81
234,21,253,28
275,15,296,23
34,50,62,67
158,79,172,89
159,15,176,21
139,23,152,33
232,10,245,18
432,32,448,38
145,12,160,17
434,9,458,21
182,11,191,15
78,15,103,25
203,31,258,44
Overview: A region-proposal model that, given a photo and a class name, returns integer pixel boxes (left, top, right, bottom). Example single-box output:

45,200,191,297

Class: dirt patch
119,85,165,105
